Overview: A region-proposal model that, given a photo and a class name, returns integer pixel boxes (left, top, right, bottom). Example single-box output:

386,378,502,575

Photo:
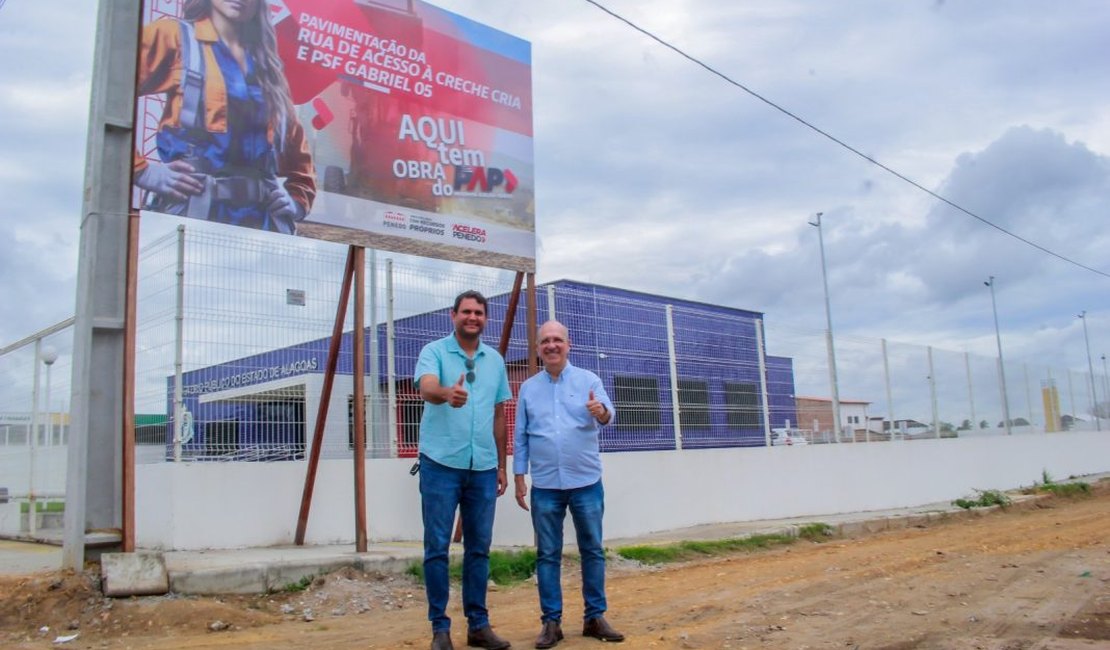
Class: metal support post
882,338,895,440
985,277,1012,435
64,0,142,569
927,346,940,438
964,352,976,433
386,259,397,458
755,319,772,447
1078,311,1100,431
664,305,683,450
809,213,841,441
173,226,185,461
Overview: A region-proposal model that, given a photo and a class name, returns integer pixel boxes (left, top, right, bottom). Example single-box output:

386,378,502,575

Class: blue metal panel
168,279,797,458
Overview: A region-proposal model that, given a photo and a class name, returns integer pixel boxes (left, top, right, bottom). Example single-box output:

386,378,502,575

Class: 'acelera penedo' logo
452,224,487,243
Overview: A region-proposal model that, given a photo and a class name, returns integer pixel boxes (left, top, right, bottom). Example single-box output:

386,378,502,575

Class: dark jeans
531,480,607,623
419,454,498,633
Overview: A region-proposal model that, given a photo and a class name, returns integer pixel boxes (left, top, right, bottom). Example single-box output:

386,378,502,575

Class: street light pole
985,277,1012,435
809,212,842,441
1078,312,1100,431
43,347,57,447
1101,354,1109,413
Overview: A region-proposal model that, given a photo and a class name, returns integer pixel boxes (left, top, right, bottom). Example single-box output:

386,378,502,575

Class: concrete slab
266,559,352,593
101,552,169,597
169,564,268,595
14,479,1101,596
0,539,63,574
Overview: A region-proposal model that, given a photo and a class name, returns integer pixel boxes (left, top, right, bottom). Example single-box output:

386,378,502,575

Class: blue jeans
419,454,498,633
531,480,607,623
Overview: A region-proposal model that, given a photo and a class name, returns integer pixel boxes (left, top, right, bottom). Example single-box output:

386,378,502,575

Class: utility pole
809,212,841,441
985,277,1011,435
1078,312,1100,431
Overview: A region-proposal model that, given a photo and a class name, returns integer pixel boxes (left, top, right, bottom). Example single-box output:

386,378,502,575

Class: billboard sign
134,0,534,271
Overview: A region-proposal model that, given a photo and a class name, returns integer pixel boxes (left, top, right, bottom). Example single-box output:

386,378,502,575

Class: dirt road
3,482,1108,649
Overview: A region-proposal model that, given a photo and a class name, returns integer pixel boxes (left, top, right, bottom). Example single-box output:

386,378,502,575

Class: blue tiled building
168,280,798,459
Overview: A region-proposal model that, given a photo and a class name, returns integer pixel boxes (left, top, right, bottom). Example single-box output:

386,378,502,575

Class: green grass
19,501,65,514
408,549,538,587
953,489,1011,510
1032,470,1091,498
281,574,315,592
1038,481,1090,497
797,522,834,540
616,533,796,565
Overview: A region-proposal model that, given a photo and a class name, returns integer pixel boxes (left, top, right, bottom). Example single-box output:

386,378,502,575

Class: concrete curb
56,479,1105,596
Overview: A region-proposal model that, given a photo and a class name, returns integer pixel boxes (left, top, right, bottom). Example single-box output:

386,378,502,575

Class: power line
583,0,1110,279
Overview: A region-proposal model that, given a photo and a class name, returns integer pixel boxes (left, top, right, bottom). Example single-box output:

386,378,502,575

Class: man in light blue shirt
514,320,625,648
416,290,512,650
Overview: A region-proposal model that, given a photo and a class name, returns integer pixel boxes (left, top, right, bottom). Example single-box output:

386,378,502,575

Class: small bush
282,574,314,593
407,549,537,586
797,523,834,541
953,489,1011,510
617,534,794,565
1038,481,1090,497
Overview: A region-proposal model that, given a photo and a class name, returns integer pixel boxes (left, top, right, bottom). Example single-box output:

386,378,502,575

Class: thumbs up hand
446,373,469,408
586,389,607,422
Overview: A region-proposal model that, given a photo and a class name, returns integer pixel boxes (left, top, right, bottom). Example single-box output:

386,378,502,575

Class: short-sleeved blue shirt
415,333,511,470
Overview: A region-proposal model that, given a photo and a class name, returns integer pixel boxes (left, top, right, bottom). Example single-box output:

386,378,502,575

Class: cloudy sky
2,0,1109,419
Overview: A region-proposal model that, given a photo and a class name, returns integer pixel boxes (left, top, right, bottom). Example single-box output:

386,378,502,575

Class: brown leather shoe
467,625,512,649
582,616,624,642
535,620,563,649
432,630,455,650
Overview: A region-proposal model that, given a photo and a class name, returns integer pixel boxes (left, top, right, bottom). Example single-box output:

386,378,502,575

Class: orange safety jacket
134,17,316,214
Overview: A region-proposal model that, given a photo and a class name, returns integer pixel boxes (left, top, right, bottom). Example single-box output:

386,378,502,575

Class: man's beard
456,324,483,341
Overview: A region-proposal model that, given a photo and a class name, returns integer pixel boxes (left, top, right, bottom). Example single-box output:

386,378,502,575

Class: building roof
794,396,872,405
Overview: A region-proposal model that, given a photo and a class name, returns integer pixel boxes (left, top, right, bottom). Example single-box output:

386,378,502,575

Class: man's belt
185,174,272,220
210,176,267,203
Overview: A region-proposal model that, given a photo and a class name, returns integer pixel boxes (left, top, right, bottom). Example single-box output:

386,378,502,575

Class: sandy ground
1,482,1107,649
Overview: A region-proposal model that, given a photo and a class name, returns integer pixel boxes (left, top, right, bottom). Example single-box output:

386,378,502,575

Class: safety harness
172,20,286,228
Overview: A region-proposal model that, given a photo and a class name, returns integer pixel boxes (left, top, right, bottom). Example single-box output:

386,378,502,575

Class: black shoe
582,616,624,642
535,620,563,649
467,625,512,649
432,630,455,650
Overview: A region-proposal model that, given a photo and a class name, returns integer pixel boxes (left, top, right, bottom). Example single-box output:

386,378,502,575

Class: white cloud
1,0,1108,399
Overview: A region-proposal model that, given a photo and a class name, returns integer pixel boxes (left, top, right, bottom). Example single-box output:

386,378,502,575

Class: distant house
793,396,876,440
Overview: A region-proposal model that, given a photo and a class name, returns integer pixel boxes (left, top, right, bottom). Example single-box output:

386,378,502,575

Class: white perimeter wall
135,431,1110,550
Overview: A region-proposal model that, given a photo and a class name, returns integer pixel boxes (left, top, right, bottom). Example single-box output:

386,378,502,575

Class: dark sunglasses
465,357,476,383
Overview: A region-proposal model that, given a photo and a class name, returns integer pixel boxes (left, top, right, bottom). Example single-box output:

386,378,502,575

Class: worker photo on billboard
133,0,316,235
132,0,535,270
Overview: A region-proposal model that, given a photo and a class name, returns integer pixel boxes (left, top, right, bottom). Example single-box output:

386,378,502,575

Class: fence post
755,319,772,447
664,305,682,450
1023,363,1033,428
30,338,42,537
825,330,842,442
928,346,940,438
882,338,895,440
546,285,557,321
386,259,397,458
173,226,185,462
1066,370,1077,430
368,249,386,458
965,352,975,434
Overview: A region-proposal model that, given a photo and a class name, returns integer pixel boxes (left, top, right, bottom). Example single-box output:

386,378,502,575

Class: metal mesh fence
3,225,1109,488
